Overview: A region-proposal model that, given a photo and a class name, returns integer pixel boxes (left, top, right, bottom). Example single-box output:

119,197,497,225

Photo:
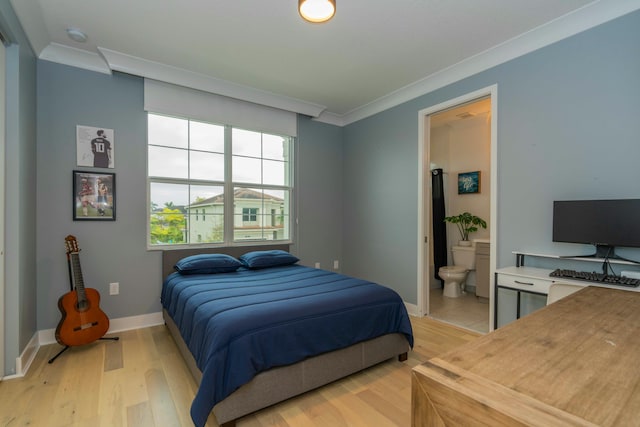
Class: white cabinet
496,266,556,294
494,266,586,329
494,267,555,328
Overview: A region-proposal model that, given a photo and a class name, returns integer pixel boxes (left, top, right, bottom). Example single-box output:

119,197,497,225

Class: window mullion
186,121,191,244
224,125,234,245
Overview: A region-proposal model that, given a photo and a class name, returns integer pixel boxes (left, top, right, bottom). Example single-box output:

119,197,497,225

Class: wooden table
412,286,640,426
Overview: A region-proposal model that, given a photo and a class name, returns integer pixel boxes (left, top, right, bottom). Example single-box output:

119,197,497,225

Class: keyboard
549,269,640,287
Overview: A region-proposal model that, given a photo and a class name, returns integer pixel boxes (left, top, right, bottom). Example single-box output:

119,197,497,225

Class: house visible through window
147,113,293,247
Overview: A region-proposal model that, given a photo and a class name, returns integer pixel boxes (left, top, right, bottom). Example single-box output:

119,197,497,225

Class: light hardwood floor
0,317,479,427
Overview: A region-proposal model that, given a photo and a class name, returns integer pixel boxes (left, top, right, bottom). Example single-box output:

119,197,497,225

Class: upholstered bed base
163,309,409,426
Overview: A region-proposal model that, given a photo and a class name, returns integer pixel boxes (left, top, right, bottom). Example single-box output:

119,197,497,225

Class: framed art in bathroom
458,171,480,194
73,170,116,220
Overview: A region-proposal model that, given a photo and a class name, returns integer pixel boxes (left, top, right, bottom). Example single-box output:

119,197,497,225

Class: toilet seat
439,266,467,274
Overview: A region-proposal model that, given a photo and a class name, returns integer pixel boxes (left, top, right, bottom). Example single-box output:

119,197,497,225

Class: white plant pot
458,240,472,247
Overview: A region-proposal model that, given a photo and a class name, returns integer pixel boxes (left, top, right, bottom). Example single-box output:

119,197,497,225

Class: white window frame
147,113,295,249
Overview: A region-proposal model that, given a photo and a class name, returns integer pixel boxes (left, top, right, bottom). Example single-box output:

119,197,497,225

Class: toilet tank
452,245,476,269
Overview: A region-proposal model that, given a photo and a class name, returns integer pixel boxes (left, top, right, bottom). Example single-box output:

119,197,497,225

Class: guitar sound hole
76,301,90,312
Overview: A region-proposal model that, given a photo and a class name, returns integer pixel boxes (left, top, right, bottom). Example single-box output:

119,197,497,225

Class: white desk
494,266,640,329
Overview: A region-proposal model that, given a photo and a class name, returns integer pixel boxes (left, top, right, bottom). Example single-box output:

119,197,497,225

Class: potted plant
444,212,487,246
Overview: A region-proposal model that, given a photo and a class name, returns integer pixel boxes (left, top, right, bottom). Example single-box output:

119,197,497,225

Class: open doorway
417,86,497,333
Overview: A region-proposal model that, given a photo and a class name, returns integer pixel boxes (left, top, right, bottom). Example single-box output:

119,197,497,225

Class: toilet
439,245,477,298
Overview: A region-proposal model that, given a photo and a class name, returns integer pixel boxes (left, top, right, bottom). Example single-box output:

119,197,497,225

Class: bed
161,246,413,427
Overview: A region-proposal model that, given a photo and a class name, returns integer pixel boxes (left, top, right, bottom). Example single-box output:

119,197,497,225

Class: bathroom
428,97,491,333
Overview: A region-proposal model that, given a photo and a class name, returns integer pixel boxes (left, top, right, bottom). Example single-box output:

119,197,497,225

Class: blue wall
296,117,344,270
36,63,161,333
342,10,640,303
34,62,348,336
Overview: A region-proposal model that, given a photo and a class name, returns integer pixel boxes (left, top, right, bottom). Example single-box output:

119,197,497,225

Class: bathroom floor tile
429,287,489,334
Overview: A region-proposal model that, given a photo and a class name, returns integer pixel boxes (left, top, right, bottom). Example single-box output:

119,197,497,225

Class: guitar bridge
73,321,99,331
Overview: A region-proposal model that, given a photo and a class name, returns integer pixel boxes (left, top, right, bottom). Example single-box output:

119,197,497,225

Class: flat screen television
553,199,640,262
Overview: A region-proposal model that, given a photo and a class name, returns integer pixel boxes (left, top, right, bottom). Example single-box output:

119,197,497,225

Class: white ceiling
10,0,640,125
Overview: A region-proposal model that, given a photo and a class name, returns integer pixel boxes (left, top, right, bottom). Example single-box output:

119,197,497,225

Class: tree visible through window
147,113,293,247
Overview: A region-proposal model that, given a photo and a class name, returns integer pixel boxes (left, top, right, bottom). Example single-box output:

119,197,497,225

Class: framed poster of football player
76,125,115,168
73,171,116,221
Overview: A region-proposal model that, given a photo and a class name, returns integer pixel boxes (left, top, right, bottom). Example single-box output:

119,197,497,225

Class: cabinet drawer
497,273,552,294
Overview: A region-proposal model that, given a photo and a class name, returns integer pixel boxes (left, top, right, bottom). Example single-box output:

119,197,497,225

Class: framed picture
76,125,115,168
73,171,116,221
458,171,480,194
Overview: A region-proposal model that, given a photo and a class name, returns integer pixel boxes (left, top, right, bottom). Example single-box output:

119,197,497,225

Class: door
417,86,498,330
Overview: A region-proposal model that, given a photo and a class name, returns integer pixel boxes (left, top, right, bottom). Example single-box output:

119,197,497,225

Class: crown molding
99,48,326,118
338,0,640,126
39,43,111,74
313,110,345,127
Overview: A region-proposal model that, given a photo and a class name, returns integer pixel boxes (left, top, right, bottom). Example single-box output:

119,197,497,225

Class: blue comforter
161,264,413,426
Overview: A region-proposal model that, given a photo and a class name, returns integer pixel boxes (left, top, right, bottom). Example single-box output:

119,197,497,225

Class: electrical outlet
333,260,339,269
109,282,119,295
314,262,321,268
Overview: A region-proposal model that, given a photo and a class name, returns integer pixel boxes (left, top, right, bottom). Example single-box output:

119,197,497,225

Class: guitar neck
69,253,87,302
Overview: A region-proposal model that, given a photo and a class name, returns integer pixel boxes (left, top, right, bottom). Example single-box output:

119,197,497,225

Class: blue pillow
239,250,299,269
174,254,242,275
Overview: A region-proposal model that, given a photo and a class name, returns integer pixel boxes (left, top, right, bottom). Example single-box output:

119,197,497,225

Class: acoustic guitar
55,235,110,347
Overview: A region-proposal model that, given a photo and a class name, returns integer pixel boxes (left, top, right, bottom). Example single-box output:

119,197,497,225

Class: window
242,208,258,223
148,113,293,247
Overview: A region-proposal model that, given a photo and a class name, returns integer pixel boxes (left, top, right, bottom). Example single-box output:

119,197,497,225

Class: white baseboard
8,311,164,379
8,304,418,378
404,302,419,317
3,332,40,380
38,311,165,345
109,311,165,334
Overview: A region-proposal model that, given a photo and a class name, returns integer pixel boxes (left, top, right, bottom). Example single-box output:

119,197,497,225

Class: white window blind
144,79,297,137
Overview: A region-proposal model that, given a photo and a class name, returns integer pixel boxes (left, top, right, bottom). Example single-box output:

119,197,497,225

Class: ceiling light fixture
299,0,336,23
66,28,88,43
